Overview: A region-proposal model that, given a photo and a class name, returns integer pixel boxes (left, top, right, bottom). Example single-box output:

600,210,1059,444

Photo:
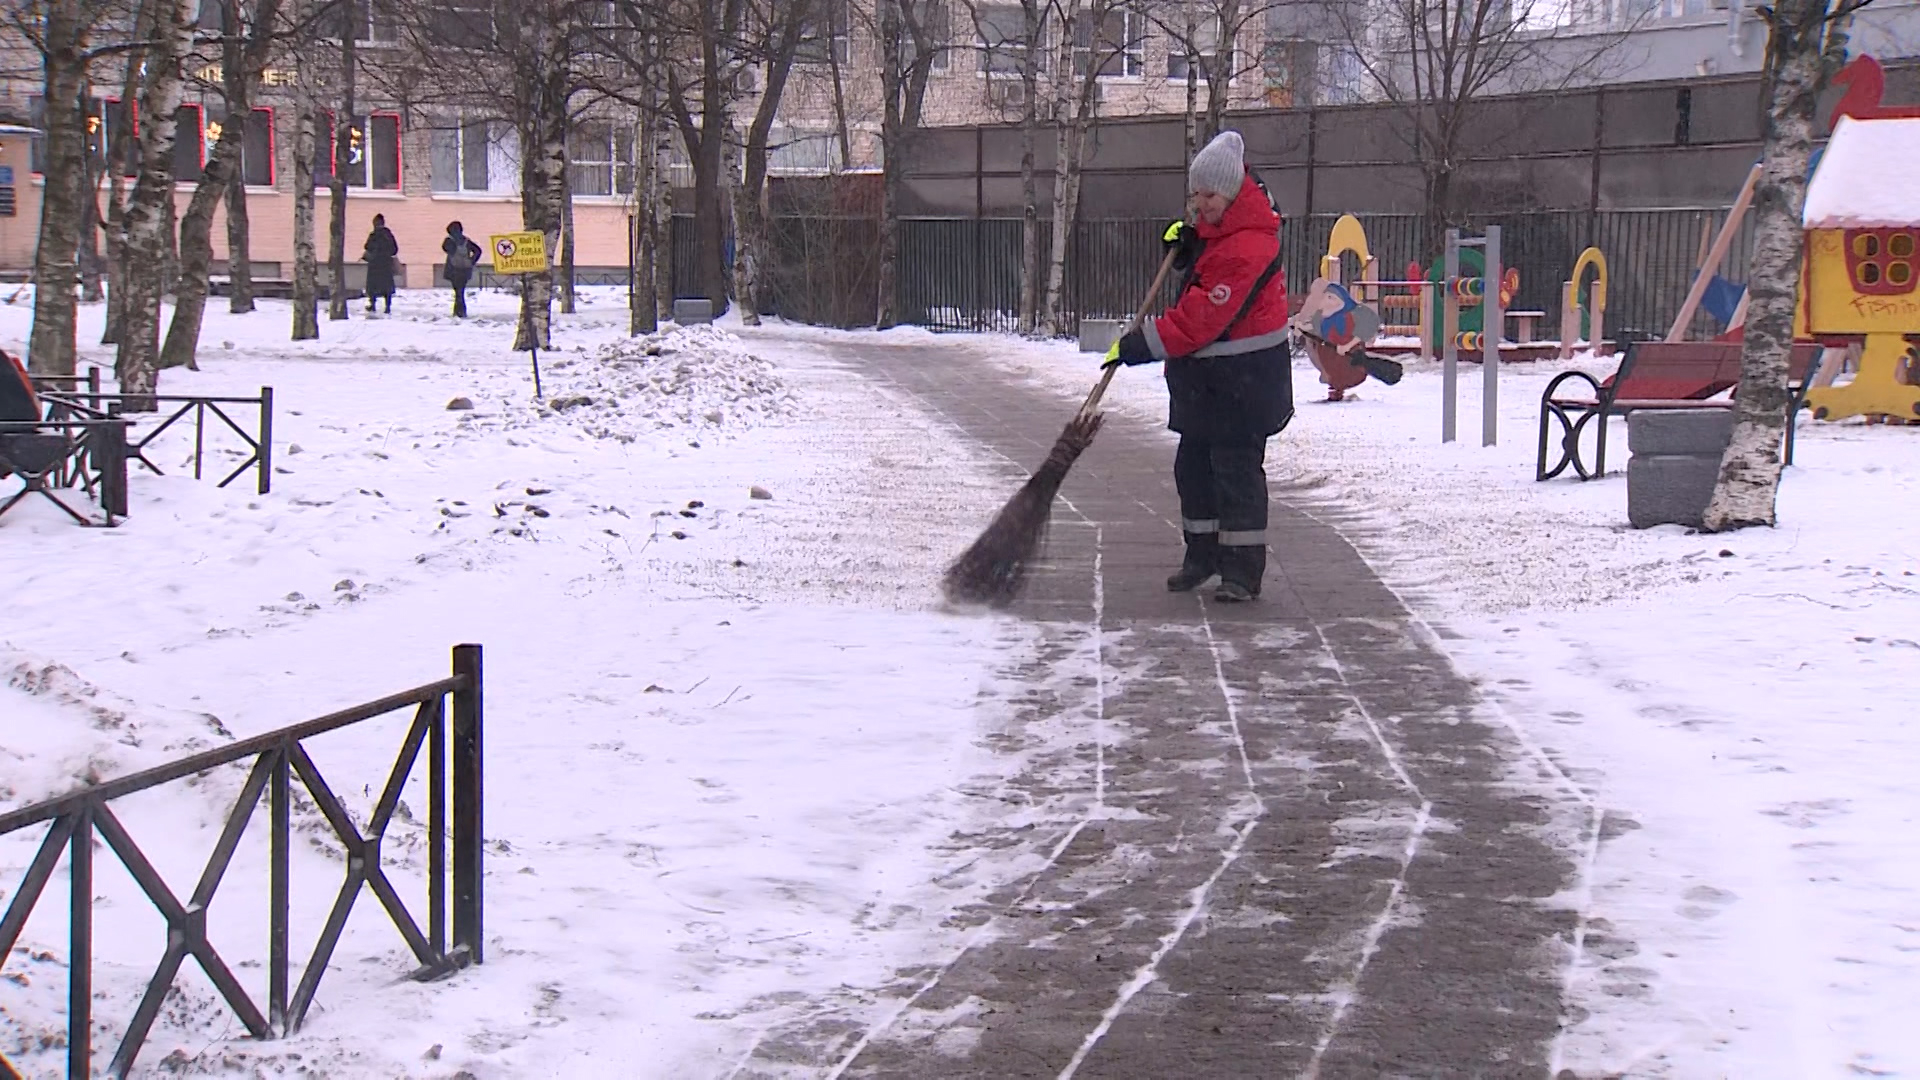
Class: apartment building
0,5,641,284
754,1,1365,174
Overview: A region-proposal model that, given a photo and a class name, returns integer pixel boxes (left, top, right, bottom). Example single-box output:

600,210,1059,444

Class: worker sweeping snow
1103,130,1293,602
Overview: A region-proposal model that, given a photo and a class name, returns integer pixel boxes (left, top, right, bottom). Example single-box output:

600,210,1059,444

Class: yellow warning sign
488,231,549,275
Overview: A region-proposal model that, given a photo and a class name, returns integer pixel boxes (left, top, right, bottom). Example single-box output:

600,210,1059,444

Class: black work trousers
1174,435,1269,589
1174,436,1268,542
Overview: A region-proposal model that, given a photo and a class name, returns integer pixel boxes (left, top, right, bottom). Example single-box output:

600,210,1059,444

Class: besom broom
942,248,1181,607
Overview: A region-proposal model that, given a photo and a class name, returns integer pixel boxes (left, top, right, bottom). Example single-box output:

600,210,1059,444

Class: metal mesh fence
671,208,1753,341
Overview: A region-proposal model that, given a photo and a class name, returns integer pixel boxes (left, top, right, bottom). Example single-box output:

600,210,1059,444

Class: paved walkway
738,331,1588,1078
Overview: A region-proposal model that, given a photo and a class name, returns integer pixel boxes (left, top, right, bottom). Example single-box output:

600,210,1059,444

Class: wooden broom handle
1079,247,1182,417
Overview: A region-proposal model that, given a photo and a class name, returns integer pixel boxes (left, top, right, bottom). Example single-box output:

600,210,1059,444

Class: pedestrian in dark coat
362,214,399,314
1105,130,1293,602
441,221,483,318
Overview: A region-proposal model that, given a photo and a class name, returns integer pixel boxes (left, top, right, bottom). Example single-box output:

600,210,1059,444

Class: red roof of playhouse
1804,115,1920,229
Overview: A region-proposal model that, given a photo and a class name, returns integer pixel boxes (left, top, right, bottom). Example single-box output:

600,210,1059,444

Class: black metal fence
0,645,485,1078
672,207,1754,342
36,376,275,497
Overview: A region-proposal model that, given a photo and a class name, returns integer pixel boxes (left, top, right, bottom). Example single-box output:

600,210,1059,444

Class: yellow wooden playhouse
1799,114,1920,422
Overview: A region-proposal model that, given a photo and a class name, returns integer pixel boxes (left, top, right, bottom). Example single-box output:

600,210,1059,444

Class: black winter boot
1214,545,1267,602
1166,532,1220,592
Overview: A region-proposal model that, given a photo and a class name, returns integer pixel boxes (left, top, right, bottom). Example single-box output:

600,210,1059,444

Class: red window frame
317,110,402,190
238,105,277,187
175,102,206,173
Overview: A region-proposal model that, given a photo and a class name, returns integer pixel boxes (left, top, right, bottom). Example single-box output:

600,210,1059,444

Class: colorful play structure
1295,214,1618,444
1296,59,1920,444
1794,56,1920,424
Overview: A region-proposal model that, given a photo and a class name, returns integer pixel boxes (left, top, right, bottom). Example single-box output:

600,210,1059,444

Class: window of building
174,103,206,182
976,4,1033,76
429,0,495,48
568,120,634,197
797,0,851,65
1074,8,1145,79
1167,16,1227,81
430,116,520,194
313,112,402,190
896,0,952,73
317,0,398,42
767,127,841,175
205,105,277,186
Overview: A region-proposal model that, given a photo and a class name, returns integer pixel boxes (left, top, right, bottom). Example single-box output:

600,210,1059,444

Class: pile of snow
461,325,795,444
0,648,235,811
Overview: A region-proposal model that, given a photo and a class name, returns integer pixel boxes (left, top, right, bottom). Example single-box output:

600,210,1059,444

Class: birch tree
163,0,284,369
116,0,196,407
1040,0,1139,336
325,0,358,321
1703,0,1871,531
8,0,131,376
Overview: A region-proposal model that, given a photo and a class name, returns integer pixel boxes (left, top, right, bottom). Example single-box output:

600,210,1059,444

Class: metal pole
69,807,92,1078
451,644,484,964
1483,224,1502,447
258,386,273,495
1442,229,1460,443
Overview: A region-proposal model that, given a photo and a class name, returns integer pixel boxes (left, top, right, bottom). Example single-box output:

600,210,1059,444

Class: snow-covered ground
897,323,1920,1079
5,286,1917,1078
1,288,1093,1076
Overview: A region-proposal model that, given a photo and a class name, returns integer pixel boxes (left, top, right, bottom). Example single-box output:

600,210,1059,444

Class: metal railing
0,645,485,1079
35,377,274,497
679,207,1754,340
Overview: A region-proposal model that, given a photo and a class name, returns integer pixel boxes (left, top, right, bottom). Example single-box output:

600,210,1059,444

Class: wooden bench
1537,340,1825,481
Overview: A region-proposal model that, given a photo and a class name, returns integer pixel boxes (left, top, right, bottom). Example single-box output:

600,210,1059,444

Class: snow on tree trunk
1703,0,1842,532
27,2,87,378
161,129,241,371
115,0,194,411
292,102,320,340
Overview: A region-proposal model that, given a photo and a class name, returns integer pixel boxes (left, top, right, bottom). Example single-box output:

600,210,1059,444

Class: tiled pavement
736,331,1591,1079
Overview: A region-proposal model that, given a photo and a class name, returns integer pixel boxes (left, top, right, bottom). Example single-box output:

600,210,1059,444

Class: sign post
488,231,551,397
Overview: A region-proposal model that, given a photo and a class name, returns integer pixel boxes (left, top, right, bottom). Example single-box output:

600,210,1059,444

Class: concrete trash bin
673,298,715,325
1078,319,1124,353
1626,409,1734,529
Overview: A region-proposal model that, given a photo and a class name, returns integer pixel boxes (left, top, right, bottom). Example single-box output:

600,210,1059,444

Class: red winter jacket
1143,174,1288,360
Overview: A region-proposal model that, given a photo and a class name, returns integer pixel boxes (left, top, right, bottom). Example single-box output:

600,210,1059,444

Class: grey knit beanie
1188,131,1246,196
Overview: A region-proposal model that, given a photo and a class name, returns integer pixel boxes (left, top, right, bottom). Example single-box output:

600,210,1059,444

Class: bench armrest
1541,369,1603,406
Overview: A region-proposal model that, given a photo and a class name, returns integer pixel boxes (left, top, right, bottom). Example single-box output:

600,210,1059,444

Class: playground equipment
1295,215,1410,401
1797,112,1920,423
1559,248,1608,360
1442,226,1505,446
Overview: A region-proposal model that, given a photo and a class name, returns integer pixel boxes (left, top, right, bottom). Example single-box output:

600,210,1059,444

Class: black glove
1161,220,1202,272
1102,328,1155,369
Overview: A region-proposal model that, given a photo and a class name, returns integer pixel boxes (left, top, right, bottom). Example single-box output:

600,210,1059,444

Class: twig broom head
942,409,1105,608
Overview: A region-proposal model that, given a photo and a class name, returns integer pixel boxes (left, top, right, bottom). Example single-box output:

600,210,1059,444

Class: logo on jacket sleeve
1208,283,1233,306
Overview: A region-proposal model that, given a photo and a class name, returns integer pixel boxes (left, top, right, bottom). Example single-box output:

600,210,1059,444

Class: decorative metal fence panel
0,646,485,1079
